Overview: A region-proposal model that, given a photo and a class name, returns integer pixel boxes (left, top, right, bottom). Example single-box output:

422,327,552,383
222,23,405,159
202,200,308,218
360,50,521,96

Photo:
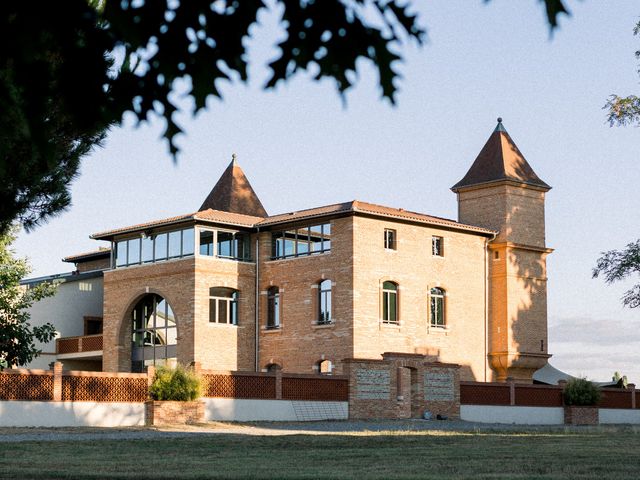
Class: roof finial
494,117,506,133
497,117,502,123
231,153,237,165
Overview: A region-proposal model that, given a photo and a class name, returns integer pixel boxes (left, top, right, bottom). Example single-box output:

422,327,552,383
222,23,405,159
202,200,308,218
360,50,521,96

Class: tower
451,119,553,382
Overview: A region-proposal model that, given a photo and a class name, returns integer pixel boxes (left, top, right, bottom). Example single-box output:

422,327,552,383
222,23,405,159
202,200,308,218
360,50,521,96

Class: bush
563,378,601,406
149,365,202,401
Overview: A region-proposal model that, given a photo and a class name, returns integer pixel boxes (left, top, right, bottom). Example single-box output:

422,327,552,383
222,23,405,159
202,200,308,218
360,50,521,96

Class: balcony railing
56,334,103,355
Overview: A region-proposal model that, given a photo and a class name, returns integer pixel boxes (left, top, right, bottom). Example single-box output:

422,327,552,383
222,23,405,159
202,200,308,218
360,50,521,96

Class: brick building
29,119,553,383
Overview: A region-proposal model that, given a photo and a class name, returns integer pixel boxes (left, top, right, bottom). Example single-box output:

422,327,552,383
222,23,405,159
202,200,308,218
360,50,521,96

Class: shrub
563,378,601,406
149,365,202,401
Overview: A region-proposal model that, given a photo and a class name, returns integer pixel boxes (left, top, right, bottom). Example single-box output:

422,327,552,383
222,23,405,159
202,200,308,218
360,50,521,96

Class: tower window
384,229,397,250
432,236,444,257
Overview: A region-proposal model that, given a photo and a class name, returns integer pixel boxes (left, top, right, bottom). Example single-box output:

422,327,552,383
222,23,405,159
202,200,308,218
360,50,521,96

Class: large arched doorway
131,294,177,372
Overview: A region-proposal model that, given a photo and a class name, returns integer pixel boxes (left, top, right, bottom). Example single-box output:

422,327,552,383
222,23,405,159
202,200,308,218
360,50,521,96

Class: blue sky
14,1,640,382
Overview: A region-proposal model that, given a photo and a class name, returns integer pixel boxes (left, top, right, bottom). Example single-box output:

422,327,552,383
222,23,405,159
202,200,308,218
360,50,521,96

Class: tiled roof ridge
351,200,496,233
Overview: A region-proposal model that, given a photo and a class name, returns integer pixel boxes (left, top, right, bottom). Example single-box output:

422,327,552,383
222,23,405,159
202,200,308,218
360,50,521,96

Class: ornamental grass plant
149,364,202,401
563,378,601,406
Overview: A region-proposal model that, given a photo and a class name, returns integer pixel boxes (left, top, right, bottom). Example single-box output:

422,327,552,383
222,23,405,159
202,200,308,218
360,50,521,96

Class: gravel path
0,419,621,443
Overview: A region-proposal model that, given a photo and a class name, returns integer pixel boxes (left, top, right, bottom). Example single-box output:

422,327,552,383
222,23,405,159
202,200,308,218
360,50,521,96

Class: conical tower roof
199,154,268,217
451,118,550,192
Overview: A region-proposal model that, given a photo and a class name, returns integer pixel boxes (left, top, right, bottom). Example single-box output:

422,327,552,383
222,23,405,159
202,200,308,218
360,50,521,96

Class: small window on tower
494,251,500,260
384,229,397,250
432,236,444,257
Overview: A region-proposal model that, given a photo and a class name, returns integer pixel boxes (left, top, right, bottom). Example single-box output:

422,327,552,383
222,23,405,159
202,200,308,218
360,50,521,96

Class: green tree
0,0,569,234
593,240,640,309
0,228,57,369
604,20,640,127
596,20,640,309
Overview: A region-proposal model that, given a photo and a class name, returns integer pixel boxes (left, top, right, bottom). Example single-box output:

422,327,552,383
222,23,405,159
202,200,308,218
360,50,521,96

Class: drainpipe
255,227,260,372
484,232,497,382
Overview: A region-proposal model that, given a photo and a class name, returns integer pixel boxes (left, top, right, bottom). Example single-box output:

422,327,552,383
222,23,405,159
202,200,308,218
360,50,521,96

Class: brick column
147,366,156,388
50,362,63,401
275,367,282,400
396,367,404,402
507,378,515,406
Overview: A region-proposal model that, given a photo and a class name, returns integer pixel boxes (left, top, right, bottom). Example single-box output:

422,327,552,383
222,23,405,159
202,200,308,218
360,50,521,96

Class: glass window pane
217,231,233,257
235,233,249,260
322,223,331,251
116,241,127,267
165,327,177,345
128,238,141,264
155,233,168,260
389,293,397,322
182,228,195,256
310,225,323,252
383,281,397,291
141,236,154,262
284,230,296,257
297,228,309,255
275,233,284,258
383,292,389,321
168,231,181,258
200,230,214,256
218,299,228,324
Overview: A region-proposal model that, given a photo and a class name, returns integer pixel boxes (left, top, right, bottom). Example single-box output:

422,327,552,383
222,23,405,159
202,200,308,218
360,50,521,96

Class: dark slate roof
199,155,268,217
451,119,551,192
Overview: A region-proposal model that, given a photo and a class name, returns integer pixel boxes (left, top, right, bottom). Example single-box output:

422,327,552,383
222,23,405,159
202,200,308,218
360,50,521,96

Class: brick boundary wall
460,381,638,409
0,363,349,403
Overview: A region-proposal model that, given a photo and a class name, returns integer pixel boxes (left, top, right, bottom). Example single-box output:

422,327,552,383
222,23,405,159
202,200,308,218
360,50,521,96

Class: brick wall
258,217,355,374
351,216,489,382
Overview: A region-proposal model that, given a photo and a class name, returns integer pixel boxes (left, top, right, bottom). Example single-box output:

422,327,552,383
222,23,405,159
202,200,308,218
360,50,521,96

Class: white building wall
0,401,143,427
460,405,564,425
25,275,104,369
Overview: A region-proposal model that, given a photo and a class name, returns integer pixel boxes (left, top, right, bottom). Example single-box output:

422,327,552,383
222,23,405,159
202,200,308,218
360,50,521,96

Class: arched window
209,287,238,325
267,287,280,329
382,281,398,324
265,363,281,372
318,279,332,324
430,287,445,327
318,359,333,375
131,294,177,372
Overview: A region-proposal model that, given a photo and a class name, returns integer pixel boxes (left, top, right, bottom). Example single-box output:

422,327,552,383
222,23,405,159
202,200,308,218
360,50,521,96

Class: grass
2,426,640,479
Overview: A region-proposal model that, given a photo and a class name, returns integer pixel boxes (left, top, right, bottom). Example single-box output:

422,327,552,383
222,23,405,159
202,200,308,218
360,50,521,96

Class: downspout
254,227,260,372
484,232,497,382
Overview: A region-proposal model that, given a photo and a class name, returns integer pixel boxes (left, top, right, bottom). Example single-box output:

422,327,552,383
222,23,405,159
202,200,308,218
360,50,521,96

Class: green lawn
2,427,640,479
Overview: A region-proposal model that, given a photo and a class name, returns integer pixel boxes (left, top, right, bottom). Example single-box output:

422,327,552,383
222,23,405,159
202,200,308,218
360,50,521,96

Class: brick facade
92,122,553,385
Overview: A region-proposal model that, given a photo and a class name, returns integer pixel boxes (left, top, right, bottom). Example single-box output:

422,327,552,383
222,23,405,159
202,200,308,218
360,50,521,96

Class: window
271,223,331,259
199,230,214,256
382,281,398,324
384,229,397,250
209,288,238,325
198,229,250,260
318,279,332,324
131,294,177,372
318,359,333,375
84,316,103,335
432,236,444,256
114,228,195,268
267,287,280,329
430,287,445,327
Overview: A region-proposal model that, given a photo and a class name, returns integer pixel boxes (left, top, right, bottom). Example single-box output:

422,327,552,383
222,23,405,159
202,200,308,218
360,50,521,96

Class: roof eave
451,177,551,194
